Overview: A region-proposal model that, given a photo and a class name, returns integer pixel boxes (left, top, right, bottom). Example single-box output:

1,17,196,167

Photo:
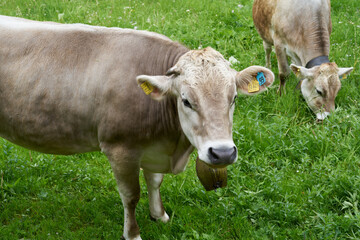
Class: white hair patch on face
301,78,314,105
175,47,236,88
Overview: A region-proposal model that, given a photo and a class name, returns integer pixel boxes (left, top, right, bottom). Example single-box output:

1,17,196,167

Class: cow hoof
150,212,170,223
159,212,170,223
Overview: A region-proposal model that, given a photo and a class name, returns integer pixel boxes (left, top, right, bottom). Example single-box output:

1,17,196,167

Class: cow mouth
200,160,229,169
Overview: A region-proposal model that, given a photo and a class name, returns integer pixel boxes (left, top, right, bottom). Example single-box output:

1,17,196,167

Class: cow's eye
316,89,323,96
232,95,238,106
182,99,192,109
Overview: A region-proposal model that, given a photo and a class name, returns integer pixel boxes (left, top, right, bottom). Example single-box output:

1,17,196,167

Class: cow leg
102,144,142,240
274,43,291,95
143,170,169,223
263,41,272,69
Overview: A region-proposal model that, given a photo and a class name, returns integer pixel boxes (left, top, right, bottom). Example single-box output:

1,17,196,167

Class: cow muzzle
207,146,237,167
198,140,237,167
316,111,330,121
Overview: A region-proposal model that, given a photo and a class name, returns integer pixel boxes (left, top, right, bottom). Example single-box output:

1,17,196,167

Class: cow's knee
263,41,272,69
274,42,290,93
102,143,142,240
143,170,169,223
116,172,141,239
276,56,291,95
279,71,290,85
277,72,290,95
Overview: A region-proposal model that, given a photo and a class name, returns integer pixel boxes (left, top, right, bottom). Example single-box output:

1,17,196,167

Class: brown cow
253,0,353,120
0,15,275,239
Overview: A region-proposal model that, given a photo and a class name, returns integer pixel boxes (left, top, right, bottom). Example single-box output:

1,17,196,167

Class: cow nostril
208,147,219,160
227,147,237,163
231,146,237,160
208,146,237,165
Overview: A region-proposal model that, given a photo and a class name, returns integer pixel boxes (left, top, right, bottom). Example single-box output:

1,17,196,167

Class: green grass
1,0,360,239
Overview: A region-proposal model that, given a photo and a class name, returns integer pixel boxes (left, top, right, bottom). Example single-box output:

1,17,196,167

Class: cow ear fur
338,67,354,81
290,64,317,79
236,66,275,95
136,75,172,101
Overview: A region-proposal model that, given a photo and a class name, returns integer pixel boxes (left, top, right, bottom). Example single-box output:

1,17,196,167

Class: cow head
290,63,353,120
137,47,274,168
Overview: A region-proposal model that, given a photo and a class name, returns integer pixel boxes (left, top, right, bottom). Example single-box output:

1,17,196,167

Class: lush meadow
1,0,360,239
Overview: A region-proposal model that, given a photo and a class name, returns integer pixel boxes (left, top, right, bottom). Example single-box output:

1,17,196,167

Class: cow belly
0,108,100,155
0,81,100,154
0,130,100,155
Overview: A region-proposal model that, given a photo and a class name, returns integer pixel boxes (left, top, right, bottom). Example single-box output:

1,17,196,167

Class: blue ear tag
256,72,266,86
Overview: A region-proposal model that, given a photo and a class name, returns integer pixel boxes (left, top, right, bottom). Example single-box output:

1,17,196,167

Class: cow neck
305,55,330,69
145,39,189,76
163,45,189,75
138,42,189,139
296,55,330,90
157,45,187,135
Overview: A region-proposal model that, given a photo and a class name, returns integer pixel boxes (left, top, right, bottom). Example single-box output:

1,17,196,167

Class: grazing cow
253,0,353,120
0,15,275,239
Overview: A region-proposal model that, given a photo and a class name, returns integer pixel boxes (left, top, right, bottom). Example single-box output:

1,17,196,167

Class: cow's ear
136,75,172,100
290,64,317,79
338,67,354,81
236,66,274,95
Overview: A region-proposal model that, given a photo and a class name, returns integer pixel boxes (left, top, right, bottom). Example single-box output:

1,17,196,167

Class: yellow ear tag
140,82,154,95
296,68,300,77
341,74,347,80
248,78,260,93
